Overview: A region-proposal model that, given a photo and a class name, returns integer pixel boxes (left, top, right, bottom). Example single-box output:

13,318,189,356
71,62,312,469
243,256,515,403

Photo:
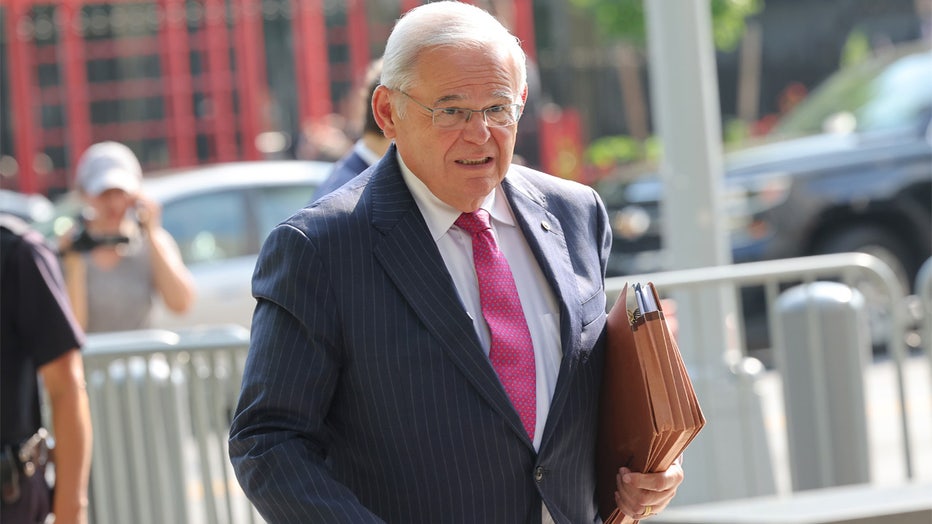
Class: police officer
1,213,92,524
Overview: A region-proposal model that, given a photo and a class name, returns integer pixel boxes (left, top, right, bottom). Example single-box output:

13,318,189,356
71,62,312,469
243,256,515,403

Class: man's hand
614,461,684,520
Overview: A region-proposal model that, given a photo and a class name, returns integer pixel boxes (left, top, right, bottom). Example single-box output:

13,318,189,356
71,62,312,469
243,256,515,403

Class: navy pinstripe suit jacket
230,145,612,523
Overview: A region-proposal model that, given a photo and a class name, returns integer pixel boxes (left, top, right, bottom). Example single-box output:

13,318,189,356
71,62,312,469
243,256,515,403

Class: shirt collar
397,151,517,242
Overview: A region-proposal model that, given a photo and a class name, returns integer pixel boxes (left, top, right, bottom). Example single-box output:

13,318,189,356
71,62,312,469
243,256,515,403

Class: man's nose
461,110,492,142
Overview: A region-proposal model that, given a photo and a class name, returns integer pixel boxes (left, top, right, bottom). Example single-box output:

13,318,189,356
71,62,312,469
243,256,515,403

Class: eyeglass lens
433,106,520,128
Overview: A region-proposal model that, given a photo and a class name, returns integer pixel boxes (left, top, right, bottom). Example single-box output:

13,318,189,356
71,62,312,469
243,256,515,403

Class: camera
67,219,130,253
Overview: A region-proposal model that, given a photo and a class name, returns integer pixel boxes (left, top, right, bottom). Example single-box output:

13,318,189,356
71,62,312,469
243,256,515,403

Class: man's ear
372,85,397,139
520,83,528,105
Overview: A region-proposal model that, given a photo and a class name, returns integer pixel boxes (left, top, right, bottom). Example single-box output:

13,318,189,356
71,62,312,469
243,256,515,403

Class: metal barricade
917,256,932,382
607,252,921,495
82,325,259,524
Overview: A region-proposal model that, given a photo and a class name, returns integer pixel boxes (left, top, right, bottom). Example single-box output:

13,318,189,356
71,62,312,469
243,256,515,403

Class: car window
162,190,252,265
856,53,932,131
254,184,317,241
773,49,932,137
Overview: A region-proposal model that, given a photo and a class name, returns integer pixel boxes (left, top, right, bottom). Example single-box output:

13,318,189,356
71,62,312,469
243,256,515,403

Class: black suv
597,43,932,350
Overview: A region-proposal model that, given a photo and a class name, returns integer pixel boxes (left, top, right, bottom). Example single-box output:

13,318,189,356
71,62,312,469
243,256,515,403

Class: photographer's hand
134,196,162,233
137,195,195,315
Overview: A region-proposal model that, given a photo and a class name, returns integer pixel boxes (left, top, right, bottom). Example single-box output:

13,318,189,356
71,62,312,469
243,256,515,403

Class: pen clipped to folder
596,282,706,524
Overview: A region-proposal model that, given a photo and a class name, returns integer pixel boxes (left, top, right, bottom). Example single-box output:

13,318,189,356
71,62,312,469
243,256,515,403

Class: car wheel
814,225,918,352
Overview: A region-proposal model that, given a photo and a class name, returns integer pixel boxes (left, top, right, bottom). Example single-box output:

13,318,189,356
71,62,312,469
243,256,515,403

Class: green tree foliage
569,0,764,173
569,0,763,52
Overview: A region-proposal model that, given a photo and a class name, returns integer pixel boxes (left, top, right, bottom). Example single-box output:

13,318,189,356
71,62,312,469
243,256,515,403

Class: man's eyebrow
434,91,517,106
491,88,517,100
435,94,466,105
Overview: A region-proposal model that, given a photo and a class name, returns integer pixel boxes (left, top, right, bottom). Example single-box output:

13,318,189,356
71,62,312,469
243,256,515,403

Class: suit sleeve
593,186,612,279
228,224,384,523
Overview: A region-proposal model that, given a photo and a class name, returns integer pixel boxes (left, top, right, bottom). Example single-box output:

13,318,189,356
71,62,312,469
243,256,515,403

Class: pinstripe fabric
229,144,612,524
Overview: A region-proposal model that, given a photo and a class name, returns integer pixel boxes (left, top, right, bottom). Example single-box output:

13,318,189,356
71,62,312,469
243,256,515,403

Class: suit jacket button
534,466,545,483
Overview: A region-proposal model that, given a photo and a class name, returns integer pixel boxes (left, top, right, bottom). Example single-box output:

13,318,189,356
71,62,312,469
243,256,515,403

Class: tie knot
455,209,492,235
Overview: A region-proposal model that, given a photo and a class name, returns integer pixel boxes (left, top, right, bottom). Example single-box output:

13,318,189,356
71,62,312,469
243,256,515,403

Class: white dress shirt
398,154,563,524
397,155,563,450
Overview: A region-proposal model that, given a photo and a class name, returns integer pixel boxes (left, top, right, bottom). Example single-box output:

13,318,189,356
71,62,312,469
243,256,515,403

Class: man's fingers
614,465,683,518
618,463,684,492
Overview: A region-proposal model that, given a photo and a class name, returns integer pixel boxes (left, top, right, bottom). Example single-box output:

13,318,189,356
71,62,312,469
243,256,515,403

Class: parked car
42,160,332,331
597,43,932,351
0,189,55,223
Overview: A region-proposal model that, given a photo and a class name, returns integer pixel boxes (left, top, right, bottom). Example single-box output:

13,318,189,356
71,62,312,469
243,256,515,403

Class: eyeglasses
397,90,523,129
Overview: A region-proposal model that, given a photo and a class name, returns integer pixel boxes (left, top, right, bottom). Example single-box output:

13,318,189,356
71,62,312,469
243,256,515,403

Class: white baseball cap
76,141,142,197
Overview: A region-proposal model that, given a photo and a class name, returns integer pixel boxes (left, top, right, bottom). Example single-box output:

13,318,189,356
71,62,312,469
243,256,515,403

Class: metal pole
644,0,775,503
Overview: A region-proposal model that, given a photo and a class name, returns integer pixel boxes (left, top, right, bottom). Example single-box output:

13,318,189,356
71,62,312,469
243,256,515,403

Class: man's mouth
456,157,492,166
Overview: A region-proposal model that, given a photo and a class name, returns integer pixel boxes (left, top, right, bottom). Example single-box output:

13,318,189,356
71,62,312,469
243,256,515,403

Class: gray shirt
84,235,153,333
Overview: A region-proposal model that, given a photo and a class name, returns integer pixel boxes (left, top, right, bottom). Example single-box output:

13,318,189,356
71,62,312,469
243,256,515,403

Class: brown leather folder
596,283,706,523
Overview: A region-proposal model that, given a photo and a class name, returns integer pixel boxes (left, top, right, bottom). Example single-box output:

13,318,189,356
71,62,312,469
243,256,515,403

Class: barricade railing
81,325,257,524
605,252,922,487
917,256,932,384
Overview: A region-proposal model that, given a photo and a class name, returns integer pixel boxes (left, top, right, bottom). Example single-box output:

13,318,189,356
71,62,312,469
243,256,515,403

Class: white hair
380,1,528,97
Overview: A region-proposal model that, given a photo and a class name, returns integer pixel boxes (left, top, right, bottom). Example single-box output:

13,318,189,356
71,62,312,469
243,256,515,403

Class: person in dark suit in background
1,214,92,524
229,2,683,522
312,58,393,200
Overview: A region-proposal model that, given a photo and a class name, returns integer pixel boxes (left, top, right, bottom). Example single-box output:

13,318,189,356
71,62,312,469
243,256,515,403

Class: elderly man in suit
229,2,684,522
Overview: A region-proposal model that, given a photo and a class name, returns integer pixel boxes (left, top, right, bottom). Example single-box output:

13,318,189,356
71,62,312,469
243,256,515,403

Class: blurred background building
0,0,928,196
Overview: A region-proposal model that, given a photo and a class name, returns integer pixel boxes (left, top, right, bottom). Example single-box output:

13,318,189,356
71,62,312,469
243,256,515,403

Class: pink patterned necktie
456,209,536,439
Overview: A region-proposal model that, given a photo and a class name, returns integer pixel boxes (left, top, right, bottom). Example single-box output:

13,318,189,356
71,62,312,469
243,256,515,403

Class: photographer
59,141,195,333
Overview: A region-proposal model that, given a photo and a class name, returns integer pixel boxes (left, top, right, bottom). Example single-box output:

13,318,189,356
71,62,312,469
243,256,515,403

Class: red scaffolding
2,0,541,195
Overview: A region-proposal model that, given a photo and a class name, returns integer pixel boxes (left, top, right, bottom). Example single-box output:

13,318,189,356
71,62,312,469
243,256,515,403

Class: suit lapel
368,154,529,443
502,174,583,356
502,173,585,450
